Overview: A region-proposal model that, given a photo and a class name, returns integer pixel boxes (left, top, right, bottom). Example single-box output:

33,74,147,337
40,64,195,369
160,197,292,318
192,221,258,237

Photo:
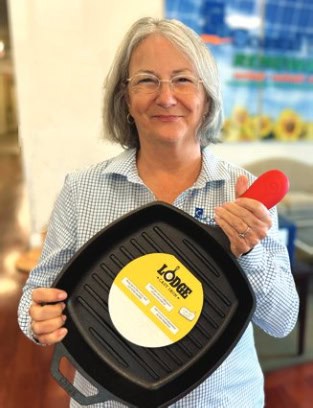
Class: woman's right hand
30,288,68,345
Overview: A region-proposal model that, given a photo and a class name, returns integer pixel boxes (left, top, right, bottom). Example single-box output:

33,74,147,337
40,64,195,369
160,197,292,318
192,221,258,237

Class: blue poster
166,0,313,142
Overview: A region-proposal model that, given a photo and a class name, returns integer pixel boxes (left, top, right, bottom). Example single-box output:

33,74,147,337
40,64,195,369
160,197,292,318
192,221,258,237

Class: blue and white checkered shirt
18,147,299,408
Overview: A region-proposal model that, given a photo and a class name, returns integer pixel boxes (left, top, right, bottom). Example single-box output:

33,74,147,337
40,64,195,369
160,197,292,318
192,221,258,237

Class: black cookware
50,201,255,407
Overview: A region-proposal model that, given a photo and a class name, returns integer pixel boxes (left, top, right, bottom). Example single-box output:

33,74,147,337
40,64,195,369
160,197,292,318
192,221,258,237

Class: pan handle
50,342,123,406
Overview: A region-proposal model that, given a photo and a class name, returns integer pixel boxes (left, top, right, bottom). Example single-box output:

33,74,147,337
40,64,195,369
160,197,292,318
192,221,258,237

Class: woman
18,17,299,407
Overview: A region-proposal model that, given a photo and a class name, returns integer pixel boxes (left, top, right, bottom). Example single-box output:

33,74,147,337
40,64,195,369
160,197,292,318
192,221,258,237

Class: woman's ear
126,97,134,117
125,92,130,106
204,96,211,116
202,97,211,121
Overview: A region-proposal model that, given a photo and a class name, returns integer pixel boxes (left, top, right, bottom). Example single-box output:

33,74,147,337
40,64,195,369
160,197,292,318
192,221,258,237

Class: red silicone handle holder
240,169,290,210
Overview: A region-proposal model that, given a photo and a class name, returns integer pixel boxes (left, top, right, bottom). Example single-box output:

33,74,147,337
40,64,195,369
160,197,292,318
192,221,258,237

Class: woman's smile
152,114,182,122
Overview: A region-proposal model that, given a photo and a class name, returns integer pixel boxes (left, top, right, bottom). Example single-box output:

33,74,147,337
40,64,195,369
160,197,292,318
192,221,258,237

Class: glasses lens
128,74,201,94
129,74,159,93
172,75,199,94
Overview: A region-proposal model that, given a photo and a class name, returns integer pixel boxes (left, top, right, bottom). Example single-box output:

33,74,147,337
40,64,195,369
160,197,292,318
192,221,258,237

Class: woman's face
127,34,209,149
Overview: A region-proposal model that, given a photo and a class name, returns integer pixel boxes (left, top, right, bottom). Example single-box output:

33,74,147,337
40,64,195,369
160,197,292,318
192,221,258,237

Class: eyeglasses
127,73,203,95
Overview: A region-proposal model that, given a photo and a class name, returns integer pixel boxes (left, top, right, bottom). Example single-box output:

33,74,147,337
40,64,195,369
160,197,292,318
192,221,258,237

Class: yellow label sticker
108,253,204,347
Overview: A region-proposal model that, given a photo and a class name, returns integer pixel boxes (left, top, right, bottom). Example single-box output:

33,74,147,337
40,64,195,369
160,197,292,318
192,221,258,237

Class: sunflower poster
166,0,313,142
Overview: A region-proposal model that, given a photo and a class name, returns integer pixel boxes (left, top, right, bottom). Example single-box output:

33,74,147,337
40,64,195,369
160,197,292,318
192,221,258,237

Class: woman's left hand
214,175,273,258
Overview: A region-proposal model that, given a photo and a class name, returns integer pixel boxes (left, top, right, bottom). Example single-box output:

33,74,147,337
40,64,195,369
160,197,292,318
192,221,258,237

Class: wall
211,141,313,167
8,1,313,246
8,0,163,245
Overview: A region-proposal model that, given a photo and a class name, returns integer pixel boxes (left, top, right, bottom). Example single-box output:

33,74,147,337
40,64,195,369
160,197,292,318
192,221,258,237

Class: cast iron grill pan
50,202,255,407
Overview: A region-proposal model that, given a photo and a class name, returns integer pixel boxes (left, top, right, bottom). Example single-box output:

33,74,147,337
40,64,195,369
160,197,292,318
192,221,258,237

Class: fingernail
59,328,68,338
62,314,67,322
57,292,67,300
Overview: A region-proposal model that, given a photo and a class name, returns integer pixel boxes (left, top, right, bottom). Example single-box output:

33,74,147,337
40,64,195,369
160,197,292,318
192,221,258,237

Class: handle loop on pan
50,342,129,406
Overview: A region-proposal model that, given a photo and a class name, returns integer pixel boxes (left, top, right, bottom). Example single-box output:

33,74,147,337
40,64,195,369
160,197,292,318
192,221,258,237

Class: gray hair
103,17,224,148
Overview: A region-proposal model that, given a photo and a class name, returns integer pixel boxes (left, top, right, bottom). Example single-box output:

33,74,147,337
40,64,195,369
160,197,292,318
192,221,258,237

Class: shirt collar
101,148,141,183
101,146,231,187
194,147,231,188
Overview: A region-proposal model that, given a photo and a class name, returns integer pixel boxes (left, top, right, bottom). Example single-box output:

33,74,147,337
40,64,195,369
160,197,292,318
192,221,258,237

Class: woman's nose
155,82,177,106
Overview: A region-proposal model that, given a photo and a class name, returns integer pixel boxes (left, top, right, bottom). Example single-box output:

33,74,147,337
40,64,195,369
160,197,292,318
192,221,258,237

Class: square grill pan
50,201,255,407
